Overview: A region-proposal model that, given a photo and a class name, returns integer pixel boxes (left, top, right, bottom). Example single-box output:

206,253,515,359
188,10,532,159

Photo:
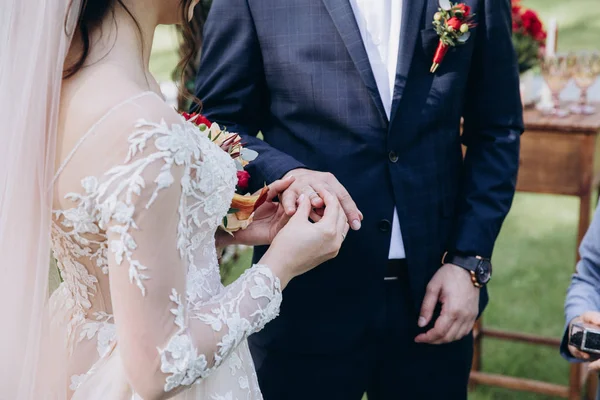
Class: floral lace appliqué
52,115,280,399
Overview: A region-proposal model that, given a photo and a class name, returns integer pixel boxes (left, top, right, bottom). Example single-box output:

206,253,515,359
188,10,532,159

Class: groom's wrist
262,157,307,185
443,251,492,288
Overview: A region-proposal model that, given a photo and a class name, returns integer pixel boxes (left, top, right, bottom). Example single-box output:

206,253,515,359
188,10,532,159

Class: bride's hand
218,176,295,247
259,189,349,288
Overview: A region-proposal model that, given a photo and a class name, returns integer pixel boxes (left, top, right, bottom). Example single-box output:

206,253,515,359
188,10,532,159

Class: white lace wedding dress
50,91,281,399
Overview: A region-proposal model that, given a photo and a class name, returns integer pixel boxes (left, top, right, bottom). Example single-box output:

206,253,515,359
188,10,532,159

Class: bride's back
57,63,160,176
51,63,170,377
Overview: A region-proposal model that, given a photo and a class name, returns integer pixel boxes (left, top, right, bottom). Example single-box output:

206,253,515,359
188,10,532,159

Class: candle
539,18,558,109
545,18,558,58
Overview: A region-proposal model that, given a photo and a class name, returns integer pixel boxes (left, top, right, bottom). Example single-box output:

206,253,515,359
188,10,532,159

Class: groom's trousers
249,263,473,400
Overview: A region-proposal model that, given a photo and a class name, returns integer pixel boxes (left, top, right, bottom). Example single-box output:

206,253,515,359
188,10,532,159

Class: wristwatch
442,252,492,288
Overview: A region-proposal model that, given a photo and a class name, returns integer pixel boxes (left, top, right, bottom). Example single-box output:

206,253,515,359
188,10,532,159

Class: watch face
476,262,491,285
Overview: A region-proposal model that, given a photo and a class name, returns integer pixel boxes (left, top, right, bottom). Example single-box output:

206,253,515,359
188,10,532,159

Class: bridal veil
0,0,81,397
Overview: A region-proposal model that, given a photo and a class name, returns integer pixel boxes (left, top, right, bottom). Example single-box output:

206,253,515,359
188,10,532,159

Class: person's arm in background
561,205,600,363
193,0,305,193
192,0,363,229
416,0,523,345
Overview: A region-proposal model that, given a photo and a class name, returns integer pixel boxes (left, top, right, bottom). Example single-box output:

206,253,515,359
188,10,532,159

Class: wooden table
469,107,600,400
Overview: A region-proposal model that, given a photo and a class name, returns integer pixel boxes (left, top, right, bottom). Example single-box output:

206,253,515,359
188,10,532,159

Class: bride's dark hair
63,0,200,99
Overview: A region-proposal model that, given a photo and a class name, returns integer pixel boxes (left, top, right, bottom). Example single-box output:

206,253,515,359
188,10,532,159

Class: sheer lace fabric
51,92,281,399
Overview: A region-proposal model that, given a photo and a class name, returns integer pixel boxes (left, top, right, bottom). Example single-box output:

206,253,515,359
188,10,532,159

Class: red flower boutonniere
430,0,477,73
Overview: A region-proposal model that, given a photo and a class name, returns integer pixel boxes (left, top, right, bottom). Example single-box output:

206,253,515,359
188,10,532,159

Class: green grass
150,2,600,398
468,193,579,400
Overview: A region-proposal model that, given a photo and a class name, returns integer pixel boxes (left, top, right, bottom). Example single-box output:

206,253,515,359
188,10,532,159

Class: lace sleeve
159,265,281,392
96,104,282,399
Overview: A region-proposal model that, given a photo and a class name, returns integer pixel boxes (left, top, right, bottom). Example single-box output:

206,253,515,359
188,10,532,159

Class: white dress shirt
349,0,406,259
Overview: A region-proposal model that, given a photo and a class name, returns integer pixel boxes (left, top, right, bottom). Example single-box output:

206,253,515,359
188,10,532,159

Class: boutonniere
430,0,476,73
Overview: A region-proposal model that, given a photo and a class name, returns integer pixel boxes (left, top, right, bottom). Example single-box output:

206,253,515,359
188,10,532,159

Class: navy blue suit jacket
194,0,523,354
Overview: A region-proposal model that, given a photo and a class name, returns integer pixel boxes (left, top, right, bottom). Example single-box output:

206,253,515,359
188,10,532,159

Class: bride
0,0,349,399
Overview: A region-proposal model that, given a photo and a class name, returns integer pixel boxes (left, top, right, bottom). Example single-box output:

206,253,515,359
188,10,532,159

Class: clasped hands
217,168,362,248
218,168,479,344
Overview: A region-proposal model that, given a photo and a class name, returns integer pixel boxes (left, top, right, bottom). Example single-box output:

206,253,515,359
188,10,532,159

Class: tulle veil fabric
0,0,81,398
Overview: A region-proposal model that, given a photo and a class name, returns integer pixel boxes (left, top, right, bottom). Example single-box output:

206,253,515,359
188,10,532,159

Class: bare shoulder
59,64,179,133
56,64,182,175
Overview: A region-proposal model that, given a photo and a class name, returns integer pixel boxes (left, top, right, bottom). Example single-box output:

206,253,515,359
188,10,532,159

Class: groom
194,0,522,398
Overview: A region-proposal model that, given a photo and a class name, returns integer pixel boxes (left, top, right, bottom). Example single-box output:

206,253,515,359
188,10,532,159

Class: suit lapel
389,0,428,124
321,0,387,123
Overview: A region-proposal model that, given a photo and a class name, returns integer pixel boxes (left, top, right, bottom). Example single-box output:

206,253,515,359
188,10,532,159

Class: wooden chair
470,321,596,399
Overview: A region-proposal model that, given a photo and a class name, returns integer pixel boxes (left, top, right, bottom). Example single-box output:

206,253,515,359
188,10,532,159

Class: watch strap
443,252,491,288
444,253,486,272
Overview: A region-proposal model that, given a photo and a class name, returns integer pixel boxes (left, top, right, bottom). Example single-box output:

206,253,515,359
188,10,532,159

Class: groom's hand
415,264,479,345
281,168,363,230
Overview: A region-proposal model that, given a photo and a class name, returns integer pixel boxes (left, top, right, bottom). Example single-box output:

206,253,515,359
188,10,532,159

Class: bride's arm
102,104,289,399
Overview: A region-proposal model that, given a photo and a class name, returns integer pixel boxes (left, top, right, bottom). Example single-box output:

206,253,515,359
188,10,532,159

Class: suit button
388,151,398,163
379,219,392,232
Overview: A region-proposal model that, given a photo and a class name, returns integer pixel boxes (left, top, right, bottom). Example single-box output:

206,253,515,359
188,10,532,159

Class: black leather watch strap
444,253,481,272
443,252,492,287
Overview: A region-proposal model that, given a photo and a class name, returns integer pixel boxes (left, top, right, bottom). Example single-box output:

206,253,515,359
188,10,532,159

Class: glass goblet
590,52,600,76
539,54,572,118
571,53,598,115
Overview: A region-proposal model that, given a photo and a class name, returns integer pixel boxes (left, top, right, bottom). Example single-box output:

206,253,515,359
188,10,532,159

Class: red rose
521,9,543,38
195,114,212,127
535,29,547,43
454,4,471,17
512,21,520,32
511,4,522,26
521,10,535,26
447,17,463,31
236,170,250,191
182,112,212,128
